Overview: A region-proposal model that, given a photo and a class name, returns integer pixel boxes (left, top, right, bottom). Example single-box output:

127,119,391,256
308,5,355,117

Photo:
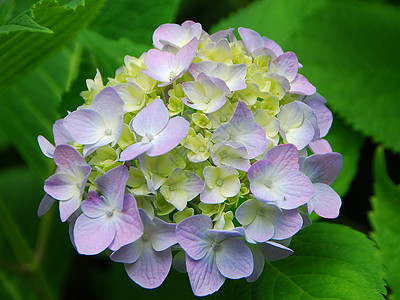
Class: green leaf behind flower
212,0,400,152
369,146,400,299
0,44,82,179
0,0,105,93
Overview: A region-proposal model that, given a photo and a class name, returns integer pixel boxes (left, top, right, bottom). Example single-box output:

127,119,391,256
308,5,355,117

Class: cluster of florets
38,21,343,296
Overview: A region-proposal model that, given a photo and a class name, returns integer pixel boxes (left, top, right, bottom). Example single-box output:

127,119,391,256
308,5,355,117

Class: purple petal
210,28,234,42
74,214,115,255
153,23,184,49
304,99,332,138
311,183,341,218
59,193,82,222
95,165,129,210
44,173,79,201
125,242,172,289
90,87,124,131
186,251,225,297
262,144,300,173
176,38,198,71
244,215,274,243
82,136,114,157
271,170,315,209
53,145,87,170
38,135,55,158
119,142,152,161
267,208,303,240
37,194,55,217
64,109,106,145
109,194,144,250
131,98,169,137
143,49,178,82
308,139,332,154
53,119,73,145
151,217,177,251
273,52,298,82
262,36,283,57
290,74,316,95
111,239,143,263
81,191,108,218
261,241,293,261
238,27,264,53
216,238,253,279
146,116,189,156
301,153,343,185
176,215,212,260
246,244,265,282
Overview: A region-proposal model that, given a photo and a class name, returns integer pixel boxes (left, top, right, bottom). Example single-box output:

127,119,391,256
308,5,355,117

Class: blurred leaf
327,118,365,197
0,270,38,300
369,146,400,299
77,29,149,77
0,0,105,93
89,0,182,44
0,43,82,180
0,166,73,299
0,8,53,33
212,0,400,152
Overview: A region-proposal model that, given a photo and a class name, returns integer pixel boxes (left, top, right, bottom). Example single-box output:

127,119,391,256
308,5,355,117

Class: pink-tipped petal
238,27,264,54
120,142,152,161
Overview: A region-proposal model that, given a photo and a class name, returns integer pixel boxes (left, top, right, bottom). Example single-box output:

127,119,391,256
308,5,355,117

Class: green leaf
0,0,105,93
0,8,53,34
77,29,149,77
369,146,400,299
213,223,385,300
212,0,400,152
327,118,365,197
89,0,182,44
0,43,82,180
0,165,72,299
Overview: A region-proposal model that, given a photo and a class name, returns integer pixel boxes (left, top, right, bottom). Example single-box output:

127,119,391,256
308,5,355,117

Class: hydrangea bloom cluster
38,21,343,296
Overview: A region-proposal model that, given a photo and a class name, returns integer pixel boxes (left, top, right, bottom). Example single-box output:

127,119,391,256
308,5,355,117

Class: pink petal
146,116,189,156
290,74,316,95
311,183,341,219
308,139,332,154
131,98,169,137
143,49,178,82
273,52,299,82
153,23,184,49
238,27,264,53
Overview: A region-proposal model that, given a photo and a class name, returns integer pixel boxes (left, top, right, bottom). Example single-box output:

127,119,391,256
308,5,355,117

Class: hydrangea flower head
38,21,343,296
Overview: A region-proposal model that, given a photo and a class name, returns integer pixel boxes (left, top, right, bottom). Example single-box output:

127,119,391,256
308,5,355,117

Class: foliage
0,0,398,298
